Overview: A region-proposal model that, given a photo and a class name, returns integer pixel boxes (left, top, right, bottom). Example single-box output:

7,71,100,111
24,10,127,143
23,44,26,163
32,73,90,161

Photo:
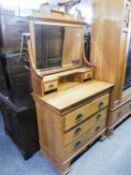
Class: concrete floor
0,114,131,175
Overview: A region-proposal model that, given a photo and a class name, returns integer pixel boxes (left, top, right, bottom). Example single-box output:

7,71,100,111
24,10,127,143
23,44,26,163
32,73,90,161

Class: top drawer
64,94,109,131
5,16,28,27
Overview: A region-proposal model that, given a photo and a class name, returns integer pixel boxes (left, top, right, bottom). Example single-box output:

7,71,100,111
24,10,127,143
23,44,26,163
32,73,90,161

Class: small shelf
43,67,93,82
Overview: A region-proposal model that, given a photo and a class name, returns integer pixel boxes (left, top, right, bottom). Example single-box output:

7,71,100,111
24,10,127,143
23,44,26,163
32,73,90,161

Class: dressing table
28,9,113,174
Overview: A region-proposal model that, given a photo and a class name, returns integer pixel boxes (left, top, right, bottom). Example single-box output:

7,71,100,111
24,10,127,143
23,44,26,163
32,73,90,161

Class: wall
0,0,92,23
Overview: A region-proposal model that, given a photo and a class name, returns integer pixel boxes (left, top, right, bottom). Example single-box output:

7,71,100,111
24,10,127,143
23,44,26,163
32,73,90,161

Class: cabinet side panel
35,102,65,162
91,0,125,104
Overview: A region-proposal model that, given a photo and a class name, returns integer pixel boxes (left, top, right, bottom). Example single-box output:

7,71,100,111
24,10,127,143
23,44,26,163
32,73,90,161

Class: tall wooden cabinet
91,0,131,133
28,10,113,174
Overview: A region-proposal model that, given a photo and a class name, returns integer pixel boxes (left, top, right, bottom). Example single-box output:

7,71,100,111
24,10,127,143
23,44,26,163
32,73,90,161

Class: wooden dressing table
28,10,113,174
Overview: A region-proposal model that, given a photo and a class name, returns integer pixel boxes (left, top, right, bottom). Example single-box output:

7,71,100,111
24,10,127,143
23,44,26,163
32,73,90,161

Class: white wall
0,0,92,23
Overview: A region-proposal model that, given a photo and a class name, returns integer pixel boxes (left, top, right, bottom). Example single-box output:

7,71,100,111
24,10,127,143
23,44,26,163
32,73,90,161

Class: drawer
110,101,131,127
4,25,28,52
44,81,58,92
64,108,108,145
0,80,7,90
5,26,28,44
7,59,26,70
5,16,28,27
65,128,93,159
64,94,109,131
65,116,106,159
84,71,93,80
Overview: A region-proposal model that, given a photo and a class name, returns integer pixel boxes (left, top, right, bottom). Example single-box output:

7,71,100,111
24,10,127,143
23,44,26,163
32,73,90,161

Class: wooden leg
106,128,114,137
60,161,71,175
99,132,106,142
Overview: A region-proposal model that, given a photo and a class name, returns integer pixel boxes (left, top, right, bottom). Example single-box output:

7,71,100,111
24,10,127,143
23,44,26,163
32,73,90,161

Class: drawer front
5,16,28,27
84,71,93,80
64,108,108,145
110,101,131,127
6,26,28,41
64,94,109,131
65,115,106,159
65,129,93,159
6,59,29,73
44,81,58,92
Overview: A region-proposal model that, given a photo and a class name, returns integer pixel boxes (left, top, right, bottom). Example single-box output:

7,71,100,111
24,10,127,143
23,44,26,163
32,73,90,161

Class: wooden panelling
62,27,84,66
35,102,65,162
92,0,131,131
91,0,130,106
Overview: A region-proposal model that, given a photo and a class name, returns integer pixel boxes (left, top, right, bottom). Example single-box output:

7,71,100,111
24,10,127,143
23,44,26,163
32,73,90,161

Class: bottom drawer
109,100,131,127
65,114,107,159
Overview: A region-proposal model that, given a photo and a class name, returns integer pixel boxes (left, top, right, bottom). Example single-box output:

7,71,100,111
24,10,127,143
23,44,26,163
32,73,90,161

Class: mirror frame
29,15,86,75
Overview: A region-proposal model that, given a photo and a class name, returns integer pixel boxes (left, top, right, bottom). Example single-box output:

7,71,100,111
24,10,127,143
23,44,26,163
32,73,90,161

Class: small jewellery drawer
64,109,107,145
64,94,109,131
84,71,93,80
65,111,107,159
111,100,131,126
44,81,58,92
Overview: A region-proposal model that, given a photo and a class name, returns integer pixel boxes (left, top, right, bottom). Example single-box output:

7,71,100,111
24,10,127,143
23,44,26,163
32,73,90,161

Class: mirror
35,25,64,69
34,24,83,70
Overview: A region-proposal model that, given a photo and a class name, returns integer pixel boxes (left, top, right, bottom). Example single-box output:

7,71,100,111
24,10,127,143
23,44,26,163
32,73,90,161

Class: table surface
36,80,113,112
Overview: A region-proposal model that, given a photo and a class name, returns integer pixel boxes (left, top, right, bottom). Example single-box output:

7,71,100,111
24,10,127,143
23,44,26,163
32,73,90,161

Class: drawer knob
74,127,82,136
86,74,90,78
75,114,83,122
49,84,54,88
98,102,104,109
74,141,82,150
96,114,102,120
95,126,101,133
117,111,122,118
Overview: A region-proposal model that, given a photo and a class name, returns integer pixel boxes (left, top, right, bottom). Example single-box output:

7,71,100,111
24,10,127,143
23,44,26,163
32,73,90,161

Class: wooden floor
0,113,131,175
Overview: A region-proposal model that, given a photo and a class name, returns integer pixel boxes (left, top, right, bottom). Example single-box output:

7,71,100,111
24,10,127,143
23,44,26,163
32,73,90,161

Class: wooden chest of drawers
0,59,7,90
108,100,131,130
5,57,31,89
33,80,113,174
0,14,29,55
0,87,39,159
